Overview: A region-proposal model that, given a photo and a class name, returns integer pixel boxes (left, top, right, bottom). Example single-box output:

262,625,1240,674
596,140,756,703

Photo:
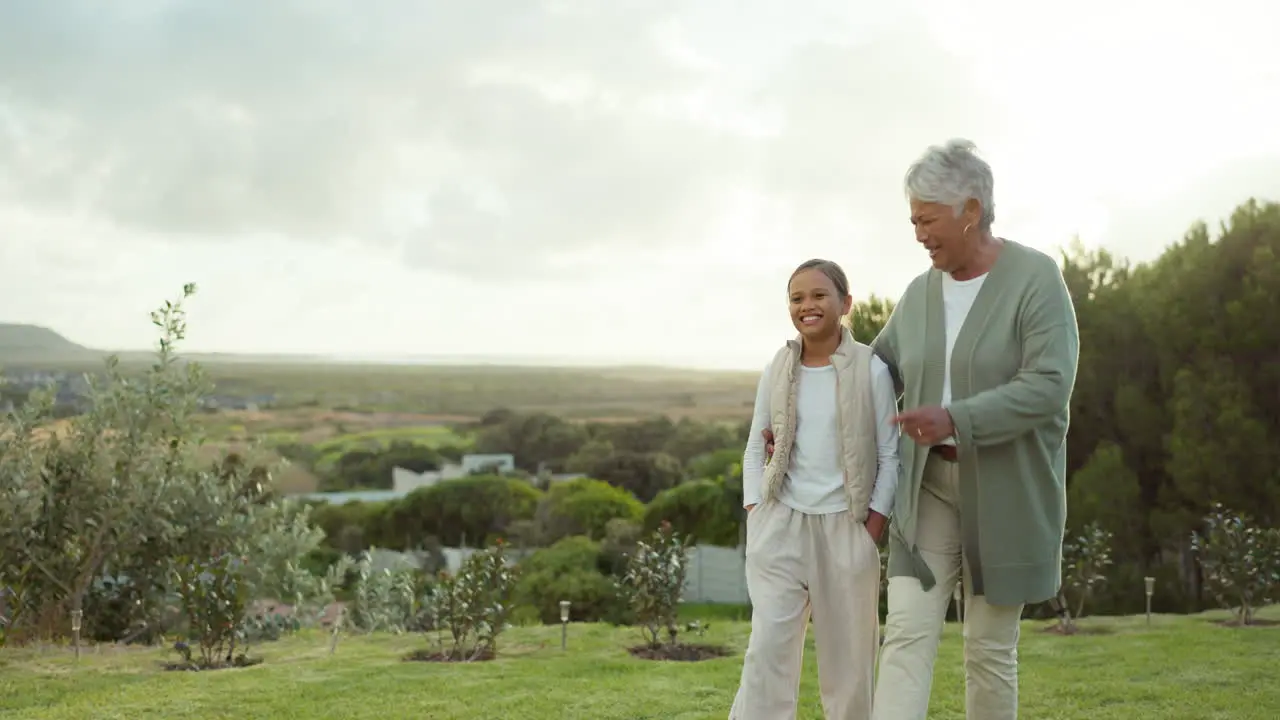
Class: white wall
682,545,749,604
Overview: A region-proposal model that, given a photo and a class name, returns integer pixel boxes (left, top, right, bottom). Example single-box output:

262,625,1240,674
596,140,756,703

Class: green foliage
172,553,251,667
515,537,627,624
424,542,519,661
686,448,742,484
310,500,392,554
536,477,643,543
1062,522,1115,621
390,475,541,548
845,294,896,344
344,550,425,634
475,412,589,472
588,450,684,503
0,286,328,649
565,438,616,474
643,478,740,546
1191,504,1280,626
310,426,471,490
620,522,690,648
661,418,741,465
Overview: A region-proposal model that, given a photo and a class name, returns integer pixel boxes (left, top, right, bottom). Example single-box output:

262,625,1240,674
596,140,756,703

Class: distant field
16,358,758,496
15,358,759,420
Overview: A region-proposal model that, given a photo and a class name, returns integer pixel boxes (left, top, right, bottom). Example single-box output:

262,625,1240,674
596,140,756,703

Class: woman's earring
963,223,972,236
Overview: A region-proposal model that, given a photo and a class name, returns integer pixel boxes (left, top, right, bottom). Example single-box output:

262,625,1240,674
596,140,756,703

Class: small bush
516,536,627,624
1191,504,1280,626
620,522,690,648
1062,522,1115,621
172,553,251,667
345,550,427,633
536,478,644,543
421,541,518,661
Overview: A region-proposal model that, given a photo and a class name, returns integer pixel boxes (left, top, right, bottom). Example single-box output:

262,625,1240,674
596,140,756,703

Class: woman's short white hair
904,139,995,230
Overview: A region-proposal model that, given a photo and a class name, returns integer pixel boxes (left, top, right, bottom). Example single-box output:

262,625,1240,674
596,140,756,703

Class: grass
3,607,1278,719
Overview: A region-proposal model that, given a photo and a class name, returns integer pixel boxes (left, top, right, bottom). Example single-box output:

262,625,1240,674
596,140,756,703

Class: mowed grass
3,608,1278,719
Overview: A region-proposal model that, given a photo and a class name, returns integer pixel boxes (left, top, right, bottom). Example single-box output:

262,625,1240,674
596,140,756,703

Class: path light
559,600,571,650
953,583,964,624
1143,577,1155,626
70,609,83,660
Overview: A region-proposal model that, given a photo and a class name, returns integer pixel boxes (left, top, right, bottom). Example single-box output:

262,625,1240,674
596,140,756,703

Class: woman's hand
762,428,775,461
894,406,955,446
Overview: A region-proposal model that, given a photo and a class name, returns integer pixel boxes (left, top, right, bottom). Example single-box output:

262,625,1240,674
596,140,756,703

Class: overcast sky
2,1,1278,369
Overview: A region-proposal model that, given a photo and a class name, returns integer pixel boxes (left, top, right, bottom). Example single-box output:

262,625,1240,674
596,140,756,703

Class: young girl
728,259,900,720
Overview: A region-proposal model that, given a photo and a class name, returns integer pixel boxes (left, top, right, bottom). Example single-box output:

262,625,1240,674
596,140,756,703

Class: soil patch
403,647,495,663
1214,618,1280,628
162,655,264,672
627,643,731,662
1040,622,1114,636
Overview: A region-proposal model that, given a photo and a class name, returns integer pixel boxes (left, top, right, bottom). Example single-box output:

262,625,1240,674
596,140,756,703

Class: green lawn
2,608,1277,719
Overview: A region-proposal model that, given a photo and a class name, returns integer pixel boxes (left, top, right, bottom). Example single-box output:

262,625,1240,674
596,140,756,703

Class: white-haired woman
869,139,1080,720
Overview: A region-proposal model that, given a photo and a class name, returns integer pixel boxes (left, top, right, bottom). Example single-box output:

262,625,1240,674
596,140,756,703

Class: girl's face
788,269,851,341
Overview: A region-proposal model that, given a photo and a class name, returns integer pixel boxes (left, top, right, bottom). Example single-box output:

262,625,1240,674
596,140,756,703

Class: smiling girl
728,259,900,720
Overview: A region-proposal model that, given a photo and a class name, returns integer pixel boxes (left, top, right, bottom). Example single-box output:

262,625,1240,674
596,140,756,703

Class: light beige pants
729,501,881,720
872,456,1024,720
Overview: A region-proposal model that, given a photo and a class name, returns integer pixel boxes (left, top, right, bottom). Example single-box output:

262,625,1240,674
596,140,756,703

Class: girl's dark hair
789,258,850,297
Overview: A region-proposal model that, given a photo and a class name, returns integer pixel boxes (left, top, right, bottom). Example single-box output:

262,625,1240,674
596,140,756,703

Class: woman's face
788,269,851,341
909,198,978,273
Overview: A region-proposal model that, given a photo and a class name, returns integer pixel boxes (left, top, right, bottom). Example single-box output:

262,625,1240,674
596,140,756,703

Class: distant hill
0,323,98,364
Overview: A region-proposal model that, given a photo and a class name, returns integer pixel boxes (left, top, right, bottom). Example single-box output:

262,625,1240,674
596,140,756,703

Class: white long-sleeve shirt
741,356,900,516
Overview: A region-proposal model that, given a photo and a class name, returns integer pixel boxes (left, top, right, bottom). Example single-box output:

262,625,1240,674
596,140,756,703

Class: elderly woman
869,139,1080,720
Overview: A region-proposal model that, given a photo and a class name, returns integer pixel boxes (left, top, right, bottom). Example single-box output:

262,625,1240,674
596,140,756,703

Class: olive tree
0,285,329,648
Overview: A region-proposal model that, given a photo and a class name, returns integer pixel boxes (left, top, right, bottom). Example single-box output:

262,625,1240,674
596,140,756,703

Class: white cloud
1,0,1278,368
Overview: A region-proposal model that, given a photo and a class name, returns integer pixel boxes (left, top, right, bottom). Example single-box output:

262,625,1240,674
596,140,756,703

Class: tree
644,478,740,546
389,475,540,548
534,477,644,543
845,294,896,344
0,285,326,646
1191,504,1280,626
475,412,589,472
588,451,684,503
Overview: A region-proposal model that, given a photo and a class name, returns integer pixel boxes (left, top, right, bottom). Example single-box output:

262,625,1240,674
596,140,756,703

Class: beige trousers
729,501,881,720
872,456,1024,720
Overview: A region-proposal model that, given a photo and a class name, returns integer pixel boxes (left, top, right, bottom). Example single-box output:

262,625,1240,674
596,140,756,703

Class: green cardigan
872,240,1080,605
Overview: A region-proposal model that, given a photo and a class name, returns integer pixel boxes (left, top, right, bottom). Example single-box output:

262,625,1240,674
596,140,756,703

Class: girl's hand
866,510,888,544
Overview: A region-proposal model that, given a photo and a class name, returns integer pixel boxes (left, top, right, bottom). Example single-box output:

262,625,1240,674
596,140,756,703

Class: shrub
620,522,690,648
536,478,644,543
389,475,540,548
1062,521,1115,620
588,451,684,503
643,478,740,546
172,553,251,667
423,541,519,661
344,549,425,634
0,285,328,647
516,536,626,624
1191,503,1280,625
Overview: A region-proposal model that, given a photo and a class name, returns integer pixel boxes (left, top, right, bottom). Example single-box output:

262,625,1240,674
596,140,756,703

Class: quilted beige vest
760,327,879,521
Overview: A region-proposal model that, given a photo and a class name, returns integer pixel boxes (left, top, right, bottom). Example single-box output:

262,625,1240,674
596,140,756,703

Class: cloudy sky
2,1,1278,369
